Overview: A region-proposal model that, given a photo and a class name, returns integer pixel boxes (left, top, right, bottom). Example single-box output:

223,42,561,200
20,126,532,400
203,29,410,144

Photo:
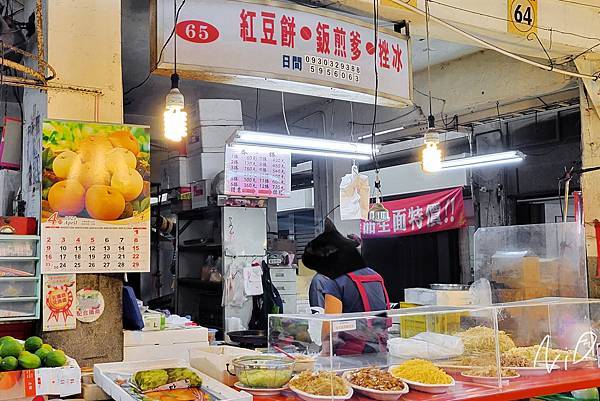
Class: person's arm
322,294,343,343
324,294,343,314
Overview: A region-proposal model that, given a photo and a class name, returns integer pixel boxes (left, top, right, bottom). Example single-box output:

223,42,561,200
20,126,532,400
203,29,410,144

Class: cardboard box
0,357,81,401
404,288,471,306
188,125,241,154
191,180,210,209
187,150,224,181
123,327,210,362
189,346,259,386
124,326,209,346
160,156,189,189
197,99,243,126
94,358,252,401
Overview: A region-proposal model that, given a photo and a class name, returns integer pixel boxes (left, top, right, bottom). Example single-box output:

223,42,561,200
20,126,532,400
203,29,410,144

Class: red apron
334,272,390,355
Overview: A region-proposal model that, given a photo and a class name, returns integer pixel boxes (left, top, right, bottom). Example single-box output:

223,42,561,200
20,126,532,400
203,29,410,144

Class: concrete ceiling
121,0,479,133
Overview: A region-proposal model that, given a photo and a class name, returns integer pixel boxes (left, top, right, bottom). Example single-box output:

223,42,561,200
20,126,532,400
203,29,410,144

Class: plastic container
0,259,36,277
0,278,38,297
0,237,37,257
228,355,294,389
207,328,217,344
0,298,37,318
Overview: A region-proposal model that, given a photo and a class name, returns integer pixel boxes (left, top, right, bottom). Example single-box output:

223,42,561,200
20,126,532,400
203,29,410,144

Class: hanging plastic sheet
339,164,370,220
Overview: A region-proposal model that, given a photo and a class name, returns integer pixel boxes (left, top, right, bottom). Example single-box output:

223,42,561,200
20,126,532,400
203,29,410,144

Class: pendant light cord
371,0,381,181
425,0,434,127
173,0,178,75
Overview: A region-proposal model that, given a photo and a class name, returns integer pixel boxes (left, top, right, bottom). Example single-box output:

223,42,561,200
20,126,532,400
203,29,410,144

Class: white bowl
388,367,455,394
510,364,559,377
461,372,520,386
289,384,354,401
342,372,409,401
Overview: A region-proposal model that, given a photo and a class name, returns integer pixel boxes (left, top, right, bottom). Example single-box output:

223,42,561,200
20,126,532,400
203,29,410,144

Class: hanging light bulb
163,73,187,142
422,129,442,172
368,174,390,223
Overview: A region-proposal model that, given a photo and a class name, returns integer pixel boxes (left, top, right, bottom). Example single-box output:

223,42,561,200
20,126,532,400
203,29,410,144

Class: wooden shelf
263,368,600,401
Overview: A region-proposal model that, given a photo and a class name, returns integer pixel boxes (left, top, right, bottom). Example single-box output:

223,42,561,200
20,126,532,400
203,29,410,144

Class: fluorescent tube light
232,130,379,159
230,144,372,160
440,151,525,170
358,126,405,141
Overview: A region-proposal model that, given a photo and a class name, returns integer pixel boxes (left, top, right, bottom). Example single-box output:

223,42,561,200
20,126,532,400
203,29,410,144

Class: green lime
44,350,67,368
40,344,53,351
0,340,23,358
24,336,43,353
35,347,51,361
18,351,41,369
0,356,18,371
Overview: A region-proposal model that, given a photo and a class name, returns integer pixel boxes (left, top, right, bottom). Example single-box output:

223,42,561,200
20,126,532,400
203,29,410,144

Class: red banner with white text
361,187,466,238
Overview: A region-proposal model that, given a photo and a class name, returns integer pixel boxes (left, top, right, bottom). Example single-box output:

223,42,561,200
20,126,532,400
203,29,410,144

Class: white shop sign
224,146,291,198
154,0,412,108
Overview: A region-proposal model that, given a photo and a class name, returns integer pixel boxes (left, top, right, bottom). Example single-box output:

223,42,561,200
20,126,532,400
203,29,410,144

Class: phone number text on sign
305,55,360,83
42,223,149,273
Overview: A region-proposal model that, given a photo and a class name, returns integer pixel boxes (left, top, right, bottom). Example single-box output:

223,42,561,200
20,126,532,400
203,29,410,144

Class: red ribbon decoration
46,285,74,323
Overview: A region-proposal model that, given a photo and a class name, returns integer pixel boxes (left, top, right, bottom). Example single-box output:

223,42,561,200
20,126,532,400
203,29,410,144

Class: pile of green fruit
0,336,68,371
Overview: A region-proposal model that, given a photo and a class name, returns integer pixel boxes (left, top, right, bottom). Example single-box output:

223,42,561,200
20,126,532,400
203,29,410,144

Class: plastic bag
339,165,370,221
470,278,492,306
388,332,464,360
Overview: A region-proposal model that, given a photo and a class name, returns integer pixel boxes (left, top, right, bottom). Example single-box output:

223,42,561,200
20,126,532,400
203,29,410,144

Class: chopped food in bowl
290,371,351,397
229,355,294,389
345,368,406,392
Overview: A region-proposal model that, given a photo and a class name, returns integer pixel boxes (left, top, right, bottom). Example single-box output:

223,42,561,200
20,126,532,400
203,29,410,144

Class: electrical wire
371,0,380,173
429,0,600,43
350,101,354,142
556,0,600,10
255,88,260,130
394,0,600,80
282,91,291,135
173,0,177,75
425,0,433,121
350,106,419,126
123,0,186,96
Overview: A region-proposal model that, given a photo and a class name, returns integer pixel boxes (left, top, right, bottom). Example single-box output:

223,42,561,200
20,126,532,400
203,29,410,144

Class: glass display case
473,222,587,303
268,297,600,395
0,235,41,321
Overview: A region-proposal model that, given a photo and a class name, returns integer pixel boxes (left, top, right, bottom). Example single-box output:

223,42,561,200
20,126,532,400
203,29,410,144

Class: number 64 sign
508,0,537,36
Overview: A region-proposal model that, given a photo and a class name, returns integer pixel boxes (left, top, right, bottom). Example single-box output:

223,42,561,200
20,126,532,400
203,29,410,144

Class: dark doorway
362,230,461,302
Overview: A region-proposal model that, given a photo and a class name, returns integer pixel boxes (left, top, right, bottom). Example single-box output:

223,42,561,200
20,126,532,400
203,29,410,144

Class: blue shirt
309,268,388,313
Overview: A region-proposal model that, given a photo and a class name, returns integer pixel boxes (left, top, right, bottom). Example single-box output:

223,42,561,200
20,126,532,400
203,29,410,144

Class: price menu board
225,146,291,198
41,120,150,273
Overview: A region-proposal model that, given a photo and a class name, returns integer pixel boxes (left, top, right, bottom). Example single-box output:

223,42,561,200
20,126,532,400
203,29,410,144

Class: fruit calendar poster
41,120,150,273
43,273,76,331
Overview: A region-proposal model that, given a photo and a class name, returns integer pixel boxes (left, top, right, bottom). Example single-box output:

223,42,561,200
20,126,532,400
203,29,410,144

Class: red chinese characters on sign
350,30,361,61
316,22,330,54
281,15,296,48
333,27,347,58
378,39,390,69
240,9,257,42
360,187,466,238
230,7,407,74
261,11,277,45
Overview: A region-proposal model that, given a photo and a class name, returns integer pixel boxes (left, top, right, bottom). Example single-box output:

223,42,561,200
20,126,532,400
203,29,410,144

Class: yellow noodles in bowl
390,359,453,385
